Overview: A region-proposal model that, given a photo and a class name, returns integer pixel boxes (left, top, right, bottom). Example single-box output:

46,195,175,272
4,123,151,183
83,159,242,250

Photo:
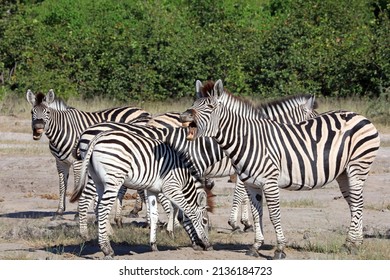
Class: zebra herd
26,80,379,259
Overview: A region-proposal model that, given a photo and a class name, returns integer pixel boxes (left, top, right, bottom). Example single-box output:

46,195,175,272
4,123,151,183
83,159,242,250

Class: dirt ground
0,115,389,260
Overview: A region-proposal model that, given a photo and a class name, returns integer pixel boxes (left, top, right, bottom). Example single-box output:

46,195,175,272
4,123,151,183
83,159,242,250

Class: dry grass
1,220,388,260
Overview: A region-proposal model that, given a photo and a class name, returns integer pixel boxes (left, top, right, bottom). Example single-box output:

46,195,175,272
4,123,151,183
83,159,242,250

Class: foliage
0,0,389,102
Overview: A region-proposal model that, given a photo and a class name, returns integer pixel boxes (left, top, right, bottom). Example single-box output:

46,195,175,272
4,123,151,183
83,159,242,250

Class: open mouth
33,128,44,140
182,121,197,140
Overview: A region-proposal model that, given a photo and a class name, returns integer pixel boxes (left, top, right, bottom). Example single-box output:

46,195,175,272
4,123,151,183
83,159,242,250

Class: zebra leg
54,159,71,217
240,189,254,232
228,179,253,232
146,191,159,251
72,160,82,221
158,193,174,237
129,190,144,218
158,192,181,232
245,186,265,257
262,181,287,260
96,188,119,259
336,170,365,252
77,175,96,240
114,185,127,228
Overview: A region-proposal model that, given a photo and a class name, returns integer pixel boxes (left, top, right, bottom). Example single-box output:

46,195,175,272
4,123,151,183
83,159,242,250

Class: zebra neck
45,110,93,159
214,104,269,166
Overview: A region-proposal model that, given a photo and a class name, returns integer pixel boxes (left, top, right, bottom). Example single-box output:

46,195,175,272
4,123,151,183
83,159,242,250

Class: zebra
180,79,380,259
26,89,151,217
76,91,319,234
195,81,319,232
70,129,212,258
124,111,204,221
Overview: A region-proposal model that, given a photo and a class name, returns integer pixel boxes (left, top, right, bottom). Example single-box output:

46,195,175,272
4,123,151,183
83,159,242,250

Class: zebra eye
207,104,214,109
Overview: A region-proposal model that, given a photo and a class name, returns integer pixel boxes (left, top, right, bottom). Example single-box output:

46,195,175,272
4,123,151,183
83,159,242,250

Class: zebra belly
277,166,342,191
123,174,163,194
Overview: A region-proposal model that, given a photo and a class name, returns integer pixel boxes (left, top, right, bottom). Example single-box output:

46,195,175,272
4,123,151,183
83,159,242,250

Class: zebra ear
46,89,55,104
197,190,207,208
26,89,36,105
195,80,203,99
213,79,224,98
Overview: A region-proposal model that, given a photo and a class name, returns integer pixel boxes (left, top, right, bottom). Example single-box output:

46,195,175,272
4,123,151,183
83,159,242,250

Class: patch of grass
280,198,319,208
365,201,390,212
287,233,382,259
39,193,59,200
0,144,48,156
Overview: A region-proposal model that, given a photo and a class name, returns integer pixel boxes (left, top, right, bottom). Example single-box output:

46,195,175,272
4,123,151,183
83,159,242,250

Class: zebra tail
69,131,105,203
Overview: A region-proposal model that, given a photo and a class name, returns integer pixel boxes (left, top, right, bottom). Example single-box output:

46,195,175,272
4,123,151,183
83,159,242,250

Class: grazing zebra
26,89,151,217
195,80,319,231
180,79,380,259
70,130,212,258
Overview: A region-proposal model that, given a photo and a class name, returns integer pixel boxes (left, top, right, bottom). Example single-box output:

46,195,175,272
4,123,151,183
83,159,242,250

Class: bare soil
0,115,389,260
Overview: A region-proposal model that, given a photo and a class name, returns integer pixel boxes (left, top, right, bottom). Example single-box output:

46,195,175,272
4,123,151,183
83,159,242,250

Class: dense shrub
0,0,389,101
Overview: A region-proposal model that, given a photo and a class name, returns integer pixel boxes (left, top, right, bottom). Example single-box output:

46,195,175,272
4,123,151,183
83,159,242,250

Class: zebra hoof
192,244,205,251
243,225,254,232
228,221,241,233
273,250,286,260
150,243,159,252
245,247,260,257
204,245,214,251
231,227,243,234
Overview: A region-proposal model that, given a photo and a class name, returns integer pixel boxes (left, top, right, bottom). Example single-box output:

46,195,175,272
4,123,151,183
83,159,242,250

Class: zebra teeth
187,126,197,140
181,121,191,128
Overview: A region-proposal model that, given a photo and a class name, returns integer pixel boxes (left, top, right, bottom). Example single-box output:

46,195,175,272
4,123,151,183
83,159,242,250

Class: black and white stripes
180,79,380,259
70,128,211,258
26,89,151,216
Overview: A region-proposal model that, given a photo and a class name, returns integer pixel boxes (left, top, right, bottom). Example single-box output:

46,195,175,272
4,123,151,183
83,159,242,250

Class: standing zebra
70,129,212,258
194,80,319,232
180,79,380,259
26,89,151,217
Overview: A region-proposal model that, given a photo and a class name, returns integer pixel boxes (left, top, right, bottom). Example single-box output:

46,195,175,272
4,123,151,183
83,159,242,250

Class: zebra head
180,79,224,140
26,89,55,140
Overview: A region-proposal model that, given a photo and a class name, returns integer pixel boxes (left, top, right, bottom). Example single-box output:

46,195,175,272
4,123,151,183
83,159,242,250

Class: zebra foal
180,79,380,259
26,89,150,217
70,129,212,258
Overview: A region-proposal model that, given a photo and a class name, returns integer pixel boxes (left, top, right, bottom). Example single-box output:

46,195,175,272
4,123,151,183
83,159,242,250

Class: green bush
0,0,388,101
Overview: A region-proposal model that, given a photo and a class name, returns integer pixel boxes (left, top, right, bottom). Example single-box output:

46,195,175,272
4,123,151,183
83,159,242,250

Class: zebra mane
257,94,318,111
199,80,215,96
34,92,72,111
49,98,73,111
34,92,46,105
199,81,318,119
198,80,267,118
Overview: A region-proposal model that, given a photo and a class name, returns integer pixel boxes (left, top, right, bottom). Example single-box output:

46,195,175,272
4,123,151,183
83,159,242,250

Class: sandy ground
0,115,389,260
